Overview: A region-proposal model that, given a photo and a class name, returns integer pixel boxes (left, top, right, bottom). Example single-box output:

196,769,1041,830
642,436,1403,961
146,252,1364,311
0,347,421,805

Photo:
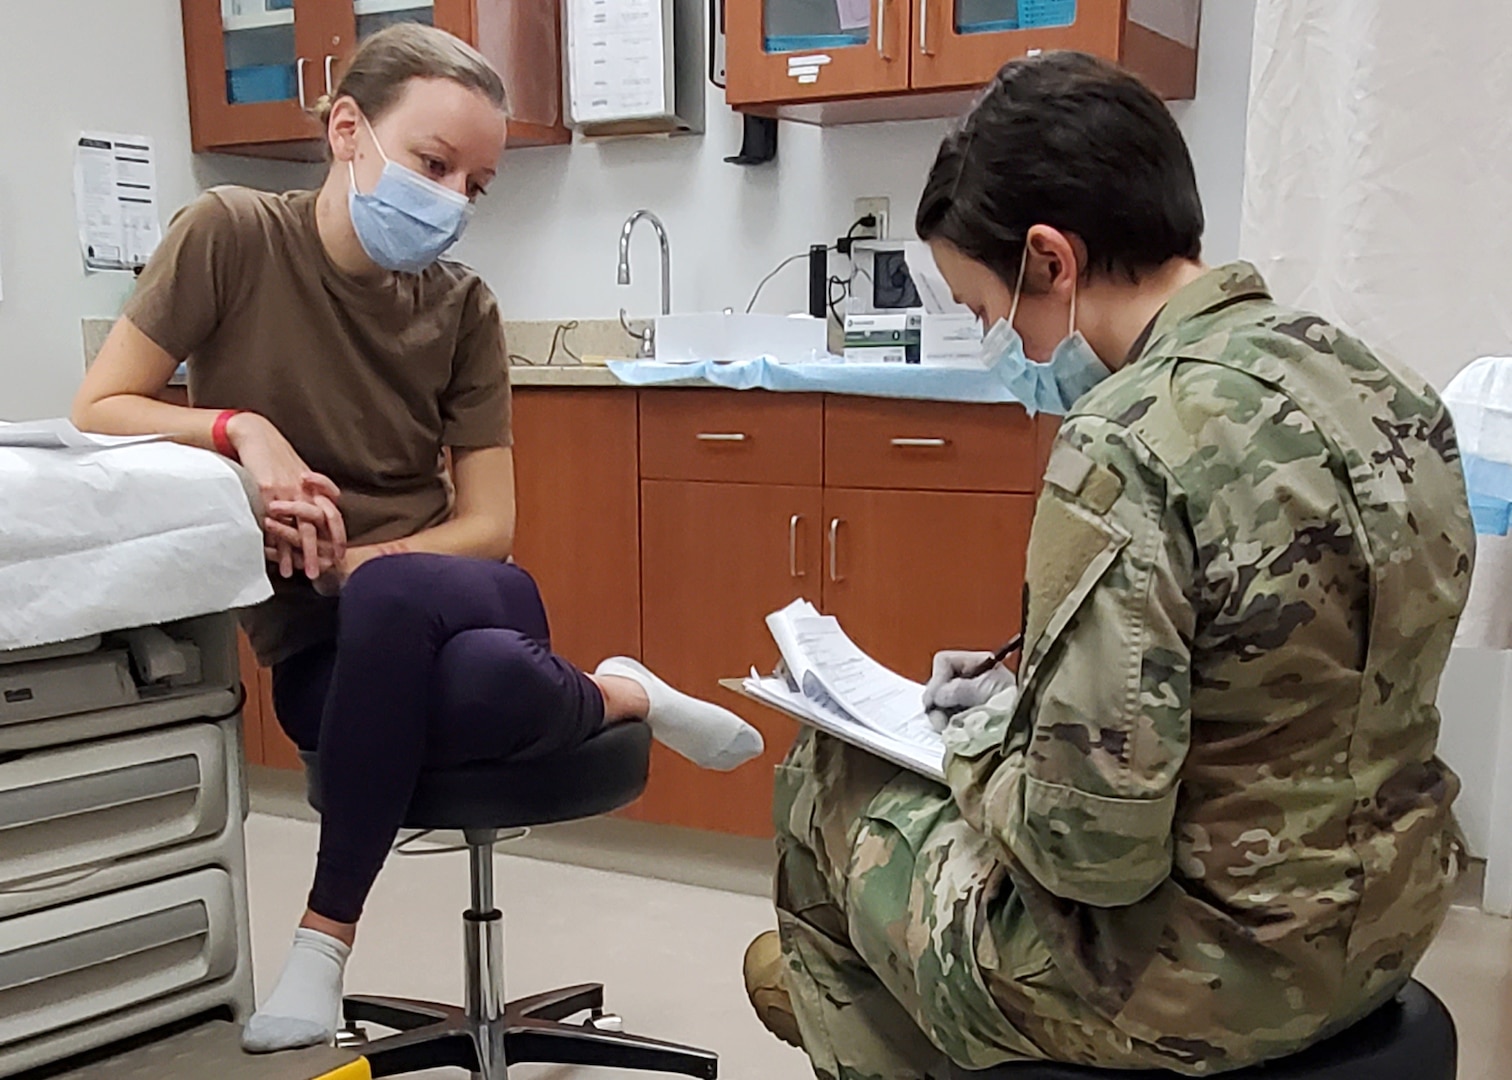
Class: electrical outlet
853,197,890,241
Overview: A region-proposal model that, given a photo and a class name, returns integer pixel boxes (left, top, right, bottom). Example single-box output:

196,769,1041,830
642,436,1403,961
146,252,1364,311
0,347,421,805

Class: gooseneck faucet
617,210,670,357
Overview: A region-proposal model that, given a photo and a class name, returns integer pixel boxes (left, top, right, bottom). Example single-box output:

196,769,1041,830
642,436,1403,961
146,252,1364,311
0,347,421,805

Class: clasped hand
227,413,349,592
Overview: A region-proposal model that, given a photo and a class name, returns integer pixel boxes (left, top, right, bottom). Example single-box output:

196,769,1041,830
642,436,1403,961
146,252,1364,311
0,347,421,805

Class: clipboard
720,677,947,783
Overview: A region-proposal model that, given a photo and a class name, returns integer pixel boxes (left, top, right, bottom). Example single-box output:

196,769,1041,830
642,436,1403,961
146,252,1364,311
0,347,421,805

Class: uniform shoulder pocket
1020,448,1132,677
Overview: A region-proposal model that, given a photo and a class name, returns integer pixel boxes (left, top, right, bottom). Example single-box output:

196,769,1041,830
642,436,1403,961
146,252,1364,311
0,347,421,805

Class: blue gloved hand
924,650,1017,732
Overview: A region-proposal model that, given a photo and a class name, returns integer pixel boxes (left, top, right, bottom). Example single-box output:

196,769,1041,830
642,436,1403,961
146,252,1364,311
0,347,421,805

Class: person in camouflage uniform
747,53,1473,1078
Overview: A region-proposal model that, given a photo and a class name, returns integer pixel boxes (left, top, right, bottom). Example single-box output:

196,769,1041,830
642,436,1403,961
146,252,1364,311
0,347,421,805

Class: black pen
966,634,1023,678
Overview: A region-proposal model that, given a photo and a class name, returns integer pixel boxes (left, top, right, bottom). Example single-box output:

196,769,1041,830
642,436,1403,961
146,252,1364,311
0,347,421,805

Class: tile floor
244,810,1511,1080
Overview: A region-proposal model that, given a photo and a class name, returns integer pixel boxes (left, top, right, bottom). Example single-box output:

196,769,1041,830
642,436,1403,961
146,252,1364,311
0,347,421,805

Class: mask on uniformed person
981,246,1110,415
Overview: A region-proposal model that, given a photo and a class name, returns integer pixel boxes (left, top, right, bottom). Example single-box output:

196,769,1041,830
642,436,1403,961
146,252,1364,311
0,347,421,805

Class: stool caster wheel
587,1010,624,1032
335,1022,370,1050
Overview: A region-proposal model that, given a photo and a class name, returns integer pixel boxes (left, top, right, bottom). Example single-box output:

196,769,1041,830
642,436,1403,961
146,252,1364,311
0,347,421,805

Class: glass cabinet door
221,0,299,105
954,0,1076,35
353,0,435,40
764,0,870,54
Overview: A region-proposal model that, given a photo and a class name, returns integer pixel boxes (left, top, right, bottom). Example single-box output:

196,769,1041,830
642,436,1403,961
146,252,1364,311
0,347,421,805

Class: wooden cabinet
822,487,1032,679
237,629,301,770
511,388,641,671
727,0,1199,124
243,385,1048,845
634,392,1038,836
180,0,569,160
635,479,823,835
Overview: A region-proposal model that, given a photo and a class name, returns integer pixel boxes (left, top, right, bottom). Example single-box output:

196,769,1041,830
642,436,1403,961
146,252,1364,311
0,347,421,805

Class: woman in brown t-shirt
73,24,761,1056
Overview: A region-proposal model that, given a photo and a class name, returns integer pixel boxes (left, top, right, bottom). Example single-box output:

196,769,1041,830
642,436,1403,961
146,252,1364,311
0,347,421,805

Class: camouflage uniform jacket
944,262,1473,1067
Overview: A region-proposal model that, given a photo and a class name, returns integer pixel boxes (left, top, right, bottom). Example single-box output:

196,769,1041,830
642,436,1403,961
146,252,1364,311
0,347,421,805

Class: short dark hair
915,51,1203,286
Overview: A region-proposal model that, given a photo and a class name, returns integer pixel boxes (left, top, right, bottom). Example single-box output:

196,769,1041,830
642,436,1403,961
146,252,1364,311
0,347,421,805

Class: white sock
595,657,764,771
241,928,350,1054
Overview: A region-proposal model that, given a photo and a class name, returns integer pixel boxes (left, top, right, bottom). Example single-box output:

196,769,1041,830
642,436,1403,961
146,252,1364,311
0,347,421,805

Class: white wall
0,0,1255,420
462,0,1257,322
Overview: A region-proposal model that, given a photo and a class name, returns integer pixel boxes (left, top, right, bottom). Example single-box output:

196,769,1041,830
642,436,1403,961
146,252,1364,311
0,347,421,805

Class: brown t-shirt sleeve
122,190,241,360
441,279,513,449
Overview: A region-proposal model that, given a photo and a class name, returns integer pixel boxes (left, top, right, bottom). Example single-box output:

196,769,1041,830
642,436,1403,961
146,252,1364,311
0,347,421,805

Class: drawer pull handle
876,0,888,58
789,515,805,578
696,432,747,442
828,518,844,582
890,437,948,448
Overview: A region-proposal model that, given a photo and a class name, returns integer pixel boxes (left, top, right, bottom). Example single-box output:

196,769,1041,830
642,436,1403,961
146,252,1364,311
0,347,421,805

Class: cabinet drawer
0,725,228,898
640,391,823,486
0,867,237,1049
824,399,1039,493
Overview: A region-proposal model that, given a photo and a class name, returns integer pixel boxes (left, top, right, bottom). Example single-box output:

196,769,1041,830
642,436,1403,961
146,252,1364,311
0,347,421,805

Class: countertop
82,316,640,390
510,365,625,387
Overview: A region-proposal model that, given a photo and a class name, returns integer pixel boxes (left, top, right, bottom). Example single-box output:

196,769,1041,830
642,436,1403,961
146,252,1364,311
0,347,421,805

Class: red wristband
211,409,242,460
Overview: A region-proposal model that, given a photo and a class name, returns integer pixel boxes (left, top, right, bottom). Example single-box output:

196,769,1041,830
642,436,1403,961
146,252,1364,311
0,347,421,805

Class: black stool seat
949,980,1455,1080
297,720,717,1078
302,719,653,831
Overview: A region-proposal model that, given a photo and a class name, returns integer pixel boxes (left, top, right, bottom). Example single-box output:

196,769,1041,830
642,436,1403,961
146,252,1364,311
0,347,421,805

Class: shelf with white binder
565,0,705,137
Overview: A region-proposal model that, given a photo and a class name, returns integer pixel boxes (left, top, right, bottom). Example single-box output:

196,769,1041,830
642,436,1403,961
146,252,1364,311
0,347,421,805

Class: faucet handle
619,308,655,359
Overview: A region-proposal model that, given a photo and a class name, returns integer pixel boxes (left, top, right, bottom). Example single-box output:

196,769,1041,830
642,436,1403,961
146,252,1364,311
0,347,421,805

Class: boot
744,930,804,1050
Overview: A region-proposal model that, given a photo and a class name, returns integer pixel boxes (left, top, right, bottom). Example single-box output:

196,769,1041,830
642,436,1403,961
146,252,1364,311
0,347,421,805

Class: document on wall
566,0,668,124
736,599,948,781
74,132,161,273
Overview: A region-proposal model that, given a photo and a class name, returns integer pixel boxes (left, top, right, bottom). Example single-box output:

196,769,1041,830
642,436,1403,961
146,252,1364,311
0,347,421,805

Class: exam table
0,428,364,1079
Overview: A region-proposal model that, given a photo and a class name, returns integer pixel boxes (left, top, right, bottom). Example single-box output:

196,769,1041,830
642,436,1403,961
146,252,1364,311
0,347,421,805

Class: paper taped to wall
74,132,161,273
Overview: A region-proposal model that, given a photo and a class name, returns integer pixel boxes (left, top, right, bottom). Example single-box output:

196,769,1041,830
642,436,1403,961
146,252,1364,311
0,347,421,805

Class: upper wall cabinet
181,0,569,161
726,0,1199,125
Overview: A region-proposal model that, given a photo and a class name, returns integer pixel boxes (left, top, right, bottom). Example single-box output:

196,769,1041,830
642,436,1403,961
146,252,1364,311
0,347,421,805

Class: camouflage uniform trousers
775,728,1206,1080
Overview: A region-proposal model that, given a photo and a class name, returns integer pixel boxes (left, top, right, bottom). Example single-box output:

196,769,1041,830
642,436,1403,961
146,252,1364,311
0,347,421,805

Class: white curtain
1240,1,1512,389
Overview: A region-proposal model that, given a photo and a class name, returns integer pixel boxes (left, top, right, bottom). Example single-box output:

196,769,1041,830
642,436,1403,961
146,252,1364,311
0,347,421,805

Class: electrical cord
836,213,878,256
548,320,582,365
507,320,582,367
746,248,832,313
745,214,877,315
828,275,849,328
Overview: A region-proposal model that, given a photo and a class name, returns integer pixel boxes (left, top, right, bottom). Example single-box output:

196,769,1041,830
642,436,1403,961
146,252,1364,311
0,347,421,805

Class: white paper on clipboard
74,132,161,273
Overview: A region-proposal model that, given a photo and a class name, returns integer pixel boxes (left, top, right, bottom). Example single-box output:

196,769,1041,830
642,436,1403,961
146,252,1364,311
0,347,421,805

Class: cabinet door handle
828,518,844,582
891,437,948,448
695,432,747,442
789,515,805,578
920,0,932,55
876,0,888,58
296,57,309,110
324,54,336,96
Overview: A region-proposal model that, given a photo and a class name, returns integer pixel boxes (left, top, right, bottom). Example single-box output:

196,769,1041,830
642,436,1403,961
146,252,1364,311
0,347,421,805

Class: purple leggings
271,554,606,923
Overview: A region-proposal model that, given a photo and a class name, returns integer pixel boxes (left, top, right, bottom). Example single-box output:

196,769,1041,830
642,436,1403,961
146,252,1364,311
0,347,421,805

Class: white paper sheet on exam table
0,419,163,450
0,435,271,652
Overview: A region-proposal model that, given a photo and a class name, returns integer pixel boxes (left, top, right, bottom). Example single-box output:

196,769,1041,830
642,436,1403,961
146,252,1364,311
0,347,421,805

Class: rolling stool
947,980,1456,1080
301,721,718,1079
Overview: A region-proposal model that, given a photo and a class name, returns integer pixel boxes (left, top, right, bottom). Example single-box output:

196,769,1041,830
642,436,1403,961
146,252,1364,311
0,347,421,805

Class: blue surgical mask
981,248,1110,415
347,116,472,273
